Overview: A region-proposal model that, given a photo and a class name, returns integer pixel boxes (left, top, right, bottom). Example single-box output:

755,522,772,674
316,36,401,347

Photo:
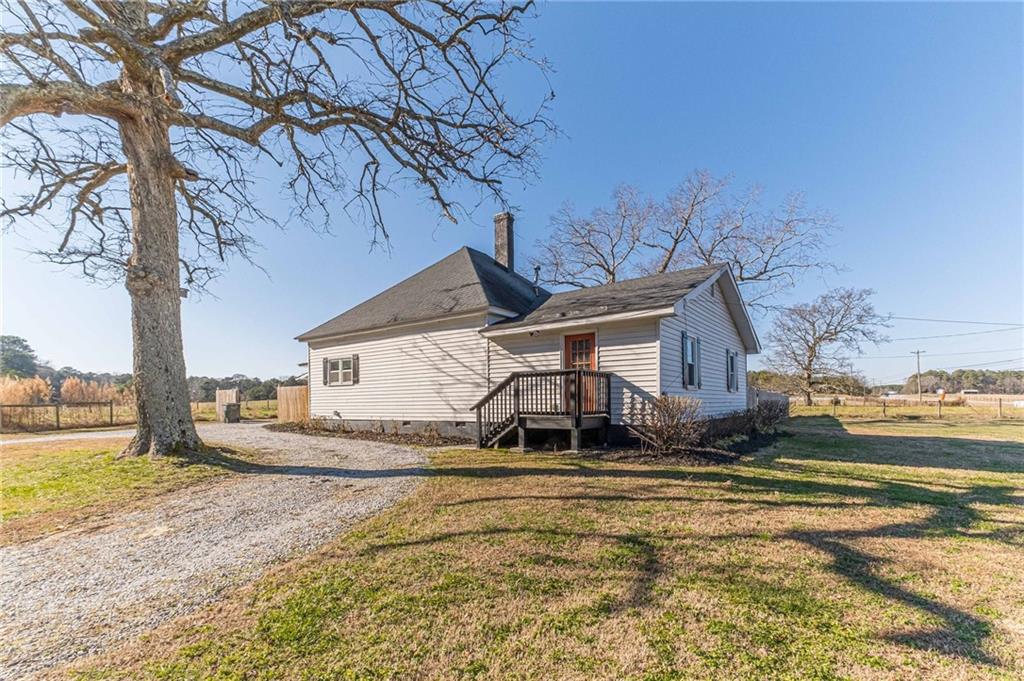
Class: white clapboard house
297,213,760,447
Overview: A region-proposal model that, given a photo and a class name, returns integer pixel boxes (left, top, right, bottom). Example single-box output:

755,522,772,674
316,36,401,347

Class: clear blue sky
3,1,1022,385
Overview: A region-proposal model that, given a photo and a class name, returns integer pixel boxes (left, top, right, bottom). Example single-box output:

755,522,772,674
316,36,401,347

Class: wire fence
793,395,1024,420
0,399,279,433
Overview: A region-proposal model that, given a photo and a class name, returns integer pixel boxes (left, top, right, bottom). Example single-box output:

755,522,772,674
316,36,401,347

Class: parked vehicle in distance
961,389,980,395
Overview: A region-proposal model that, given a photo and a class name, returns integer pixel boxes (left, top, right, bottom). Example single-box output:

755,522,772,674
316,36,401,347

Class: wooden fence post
937,401,942,419
109,400,114,425
882,400,886,417
54,403,60,430
998,398,1003,418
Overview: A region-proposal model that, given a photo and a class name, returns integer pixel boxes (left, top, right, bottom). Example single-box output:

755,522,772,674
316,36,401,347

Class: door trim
562,332,597,370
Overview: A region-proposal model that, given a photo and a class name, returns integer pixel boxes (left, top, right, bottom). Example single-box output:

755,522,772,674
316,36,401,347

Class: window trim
326,355,359,386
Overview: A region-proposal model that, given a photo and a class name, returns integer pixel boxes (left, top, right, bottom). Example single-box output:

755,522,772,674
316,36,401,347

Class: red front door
563,333,596,412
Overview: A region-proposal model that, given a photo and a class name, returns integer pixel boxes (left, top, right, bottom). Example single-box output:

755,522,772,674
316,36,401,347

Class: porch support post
570,427,581,451
476,408,483,449
518,425,526,450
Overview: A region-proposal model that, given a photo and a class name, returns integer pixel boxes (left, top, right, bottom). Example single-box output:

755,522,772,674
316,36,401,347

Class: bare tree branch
531,170,837,308
529,186,653,288
766,288,890,405
0,0,552,455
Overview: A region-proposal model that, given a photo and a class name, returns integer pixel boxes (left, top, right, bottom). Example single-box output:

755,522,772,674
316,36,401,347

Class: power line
888,326,1024,341
933,357,1024,370
887,316,1023,326
855,347,1021,360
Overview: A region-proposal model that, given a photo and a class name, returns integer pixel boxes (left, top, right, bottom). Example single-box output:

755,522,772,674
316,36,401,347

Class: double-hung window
681,331,702,388
324,355,359,386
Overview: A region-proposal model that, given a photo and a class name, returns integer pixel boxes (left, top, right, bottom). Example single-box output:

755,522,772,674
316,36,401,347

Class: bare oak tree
531,170,836,307
530,185,653,287
766,288,888,405
1,0,550,456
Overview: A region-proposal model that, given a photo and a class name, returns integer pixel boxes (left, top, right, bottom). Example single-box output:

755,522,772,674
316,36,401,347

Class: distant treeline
186,374,306,402
749,368,1024,396
1,335,306,403
902,369,1023,395
748,370,869,396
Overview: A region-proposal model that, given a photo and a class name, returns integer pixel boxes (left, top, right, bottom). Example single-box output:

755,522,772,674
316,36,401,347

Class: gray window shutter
352,354,360,384
696,338,702,388
725,349,731,392
322,357,329,386
681,331,688,389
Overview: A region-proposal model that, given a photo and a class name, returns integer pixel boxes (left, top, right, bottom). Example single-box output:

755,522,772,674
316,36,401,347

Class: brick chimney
494,211,514,271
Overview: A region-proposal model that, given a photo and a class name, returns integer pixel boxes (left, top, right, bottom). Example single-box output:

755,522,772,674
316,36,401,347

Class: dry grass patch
1,438,255,545
73,417,1023,680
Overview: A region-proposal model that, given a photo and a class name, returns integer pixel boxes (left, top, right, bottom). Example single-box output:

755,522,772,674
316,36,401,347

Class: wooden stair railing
473,370,612,448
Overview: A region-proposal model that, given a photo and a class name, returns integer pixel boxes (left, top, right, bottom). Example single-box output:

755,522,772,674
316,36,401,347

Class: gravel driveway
0,423,427,680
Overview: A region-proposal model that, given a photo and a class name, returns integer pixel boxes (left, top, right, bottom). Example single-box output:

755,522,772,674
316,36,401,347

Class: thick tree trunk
119,107,201,456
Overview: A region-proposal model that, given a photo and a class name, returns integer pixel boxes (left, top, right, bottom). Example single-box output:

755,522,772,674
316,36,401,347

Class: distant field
790,402,1023,421
191,399,278,421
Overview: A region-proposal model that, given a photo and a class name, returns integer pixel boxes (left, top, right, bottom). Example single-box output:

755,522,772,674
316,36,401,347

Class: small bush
628,395,707,455
751,400,788,433
421,422,443,446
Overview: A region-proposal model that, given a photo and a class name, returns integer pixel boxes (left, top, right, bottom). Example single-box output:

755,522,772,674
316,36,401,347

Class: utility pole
911,350,926,404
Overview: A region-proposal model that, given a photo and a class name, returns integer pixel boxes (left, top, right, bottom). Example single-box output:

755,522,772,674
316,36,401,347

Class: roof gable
297,247,546,342
676,268,762,354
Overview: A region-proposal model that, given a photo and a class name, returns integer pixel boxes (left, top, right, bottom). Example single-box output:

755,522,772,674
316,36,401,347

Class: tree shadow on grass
777,416,1024,474
784,494,1011,665
188,428,1018,667
360,473,1016,665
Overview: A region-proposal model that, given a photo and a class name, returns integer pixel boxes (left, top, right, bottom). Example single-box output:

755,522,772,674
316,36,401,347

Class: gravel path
0,423,427,680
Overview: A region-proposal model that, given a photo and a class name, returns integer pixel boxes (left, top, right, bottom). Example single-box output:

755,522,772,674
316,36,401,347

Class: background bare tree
530,185,653,287
1,0,551,456
531,170,836,307
766,288,888,405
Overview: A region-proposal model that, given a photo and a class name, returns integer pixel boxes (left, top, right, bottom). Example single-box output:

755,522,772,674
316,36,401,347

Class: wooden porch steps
472,369,612,449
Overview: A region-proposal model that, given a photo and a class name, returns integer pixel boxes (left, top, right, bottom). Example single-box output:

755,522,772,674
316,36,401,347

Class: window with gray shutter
325,356,358,386
695,337,702,388
682,331,699,388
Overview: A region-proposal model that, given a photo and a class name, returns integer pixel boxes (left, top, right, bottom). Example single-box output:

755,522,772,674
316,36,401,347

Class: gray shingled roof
488,263,725,330
296,247,547,341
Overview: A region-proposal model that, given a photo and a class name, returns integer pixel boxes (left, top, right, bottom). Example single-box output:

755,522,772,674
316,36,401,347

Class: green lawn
76,417,1024,679
1,438,248,544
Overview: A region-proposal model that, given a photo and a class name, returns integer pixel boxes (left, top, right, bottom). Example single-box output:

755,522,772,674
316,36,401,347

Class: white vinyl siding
660,280,748,416
486,318,659,425
308,314,488,422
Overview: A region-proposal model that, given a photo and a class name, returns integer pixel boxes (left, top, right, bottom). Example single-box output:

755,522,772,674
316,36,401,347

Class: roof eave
297,306,491,344
480,306,677,337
